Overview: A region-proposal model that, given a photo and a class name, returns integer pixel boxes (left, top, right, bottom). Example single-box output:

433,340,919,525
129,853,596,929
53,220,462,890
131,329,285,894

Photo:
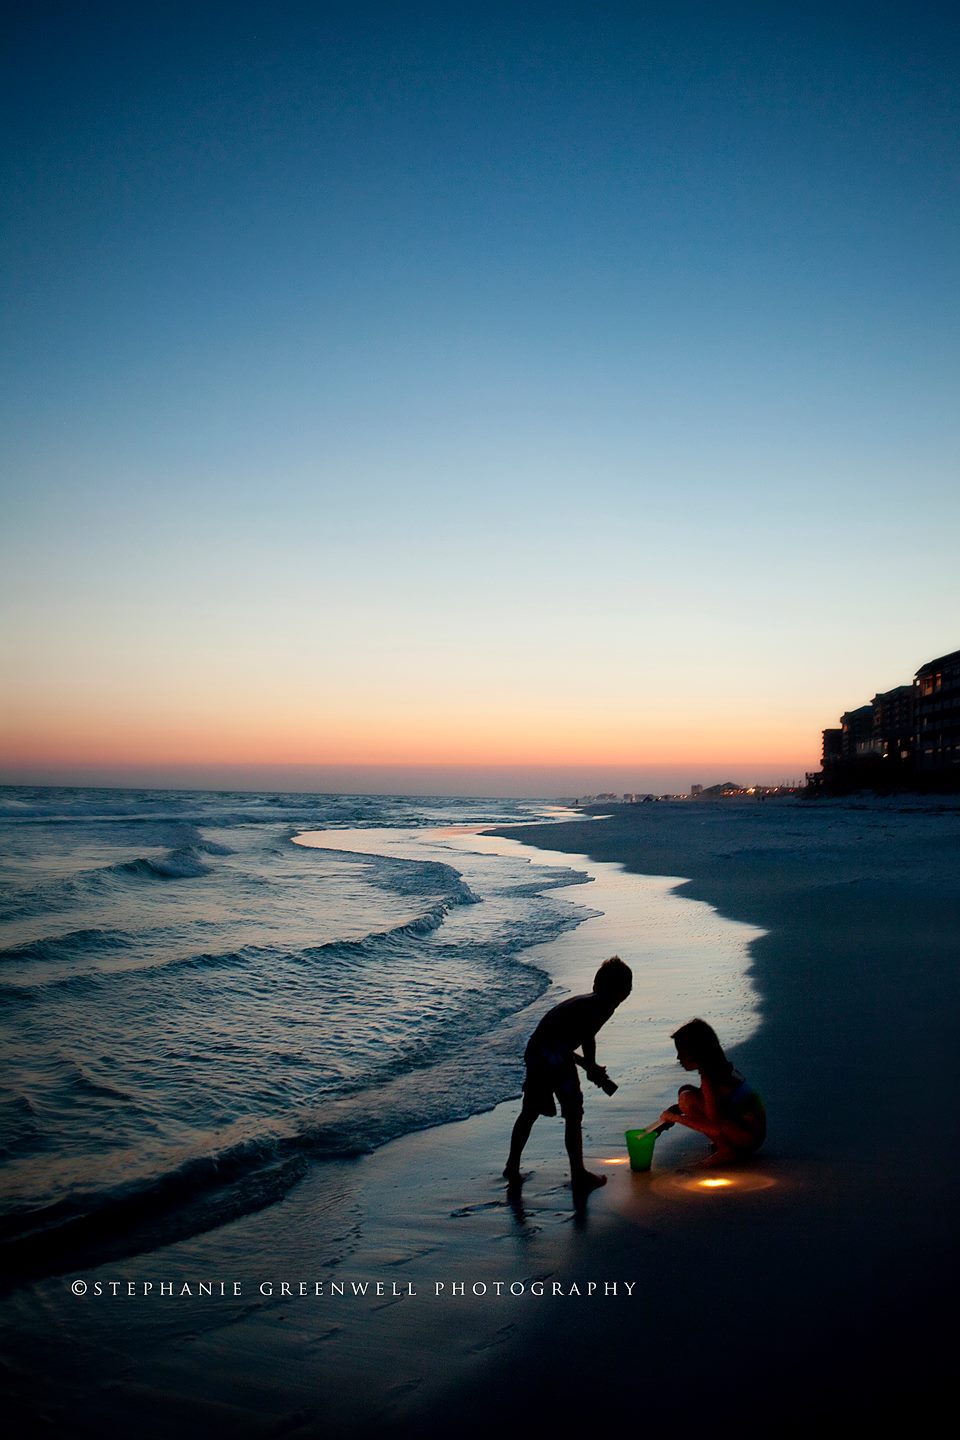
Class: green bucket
625,1128,657,1173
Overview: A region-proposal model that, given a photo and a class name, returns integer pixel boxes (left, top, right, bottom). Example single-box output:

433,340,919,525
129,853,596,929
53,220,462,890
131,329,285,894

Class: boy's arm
576,1035,605,1084
571,997,620,1084
575,1051,613,1092
578,997,618,1081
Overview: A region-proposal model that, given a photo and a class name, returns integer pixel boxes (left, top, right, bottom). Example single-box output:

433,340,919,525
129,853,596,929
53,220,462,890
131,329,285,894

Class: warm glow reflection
601,1156,631,1165
645,1171,779,1199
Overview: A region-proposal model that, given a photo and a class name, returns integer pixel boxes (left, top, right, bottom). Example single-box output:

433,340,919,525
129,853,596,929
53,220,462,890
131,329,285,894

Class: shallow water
0,787,589,1276
0,787,765,1283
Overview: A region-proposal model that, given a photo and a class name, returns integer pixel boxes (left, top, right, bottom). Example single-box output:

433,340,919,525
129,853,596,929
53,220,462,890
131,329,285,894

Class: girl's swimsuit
721,1073,766,1149
724,1076,764,1117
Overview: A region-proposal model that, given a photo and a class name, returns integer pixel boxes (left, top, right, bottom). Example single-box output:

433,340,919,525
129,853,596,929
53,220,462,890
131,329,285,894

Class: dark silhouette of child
657,1017,766,1164
503,956,633,1191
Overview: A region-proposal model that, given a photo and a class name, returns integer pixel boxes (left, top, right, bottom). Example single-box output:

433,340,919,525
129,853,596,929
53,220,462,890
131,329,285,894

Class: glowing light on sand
602,1157,630,1165
643,1171,778,1200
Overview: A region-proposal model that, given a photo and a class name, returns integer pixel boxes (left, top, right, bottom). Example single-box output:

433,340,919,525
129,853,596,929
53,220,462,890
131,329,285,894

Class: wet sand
419,797,960,1435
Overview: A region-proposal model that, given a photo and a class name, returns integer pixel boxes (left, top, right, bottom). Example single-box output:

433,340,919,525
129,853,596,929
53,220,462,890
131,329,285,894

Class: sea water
0,786,596,1275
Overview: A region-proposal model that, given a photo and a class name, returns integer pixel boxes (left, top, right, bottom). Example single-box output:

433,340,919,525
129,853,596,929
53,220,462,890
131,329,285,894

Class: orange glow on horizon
0,644,825,778
0,709,817,772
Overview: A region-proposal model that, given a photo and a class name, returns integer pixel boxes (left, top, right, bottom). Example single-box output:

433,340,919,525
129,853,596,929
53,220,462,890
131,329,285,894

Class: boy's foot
571,1170,607,1192
503,1165,527,1184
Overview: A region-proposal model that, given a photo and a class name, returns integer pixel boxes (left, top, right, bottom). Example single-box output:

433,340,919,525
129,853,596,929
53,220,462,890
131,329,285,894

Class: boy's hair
671,1018,731,1076
593,955,632,1000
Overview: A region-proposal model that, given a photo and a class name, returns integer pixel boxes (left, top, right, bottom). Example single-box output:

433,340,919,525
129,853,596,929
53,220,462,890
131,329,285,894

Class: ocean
0,786,596,1281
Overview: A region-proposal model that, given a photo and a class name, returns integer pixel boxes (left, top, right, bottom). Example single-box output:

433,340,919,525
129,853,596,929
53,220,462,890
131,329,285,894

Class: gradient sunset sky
2,2,958,795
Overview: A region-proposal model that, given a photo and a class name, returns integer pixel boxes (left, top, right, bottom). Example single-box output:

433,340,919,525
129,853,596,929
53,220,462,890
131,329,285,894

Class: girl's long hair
671,1018,732,1079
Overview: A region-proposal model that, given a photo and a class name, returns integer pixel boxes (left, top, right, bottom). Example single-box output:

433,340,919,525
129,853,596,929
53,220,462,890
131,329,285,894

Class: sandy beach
6,796,959,1436
442,797,960,1434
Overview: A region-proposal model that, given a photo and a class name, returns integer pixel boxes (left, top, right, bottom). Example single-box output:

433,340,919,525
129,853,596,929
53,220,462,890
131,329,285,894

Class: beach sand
6,798,959,1436
439,797,960,1435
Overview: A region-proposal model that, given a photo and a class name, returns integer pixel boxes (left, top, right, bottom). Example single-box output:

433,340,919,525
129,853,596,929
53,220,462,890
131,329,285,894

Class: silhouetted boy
503,956,632,1191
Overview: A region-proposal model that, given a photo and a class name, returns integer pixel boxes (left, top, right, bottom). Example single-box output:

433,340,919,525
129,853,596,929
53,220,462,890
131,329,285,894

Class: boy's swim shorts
522,1047,583,1118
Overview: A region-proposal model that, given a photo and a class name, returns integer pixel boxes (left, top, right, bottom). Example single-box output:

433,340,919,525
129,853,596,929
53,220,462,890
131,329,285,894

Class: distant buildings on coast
810,646,960,793
566,645,960,807
684,781,802,799
570,780,802,807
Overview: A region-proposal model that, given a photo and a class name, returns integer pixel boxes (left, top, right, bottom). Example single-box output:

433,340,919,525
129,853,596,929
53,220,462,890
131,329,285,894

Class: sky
1,2,958,796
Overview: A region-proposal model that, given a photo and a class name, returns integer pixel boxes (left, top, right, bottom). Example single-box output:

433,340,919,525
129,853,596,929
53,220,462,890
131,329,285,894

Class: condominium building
915,649,960,772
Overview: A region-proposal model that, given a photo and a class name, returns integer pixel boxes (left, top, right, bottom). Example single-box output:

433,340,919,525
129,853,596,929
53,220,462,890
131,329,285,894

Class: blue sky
2,2,958,792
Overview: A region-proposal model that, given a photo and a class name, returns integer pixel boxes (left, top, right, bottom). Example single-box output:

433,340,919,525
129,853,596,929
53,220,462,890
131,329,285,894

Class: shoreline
5,820,756,1436
417,797,959,1433
6,798,959,1435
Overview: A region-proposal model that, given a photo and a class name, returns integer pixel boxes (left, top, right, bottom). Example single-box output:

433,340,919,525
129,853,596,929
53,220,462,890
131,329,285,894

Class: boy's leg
563,1113,606,1191
504,1103,538,1180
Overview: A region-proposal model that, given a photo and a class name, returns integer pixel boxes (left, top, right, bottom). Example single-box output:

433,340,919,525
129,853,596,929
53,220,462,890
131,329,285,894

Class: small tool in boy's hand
585,1061,618,1095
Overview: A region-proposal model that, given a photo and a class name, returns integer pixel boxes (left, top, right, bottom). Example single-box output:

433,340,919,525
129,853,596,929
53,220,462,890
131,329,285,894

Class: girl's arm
658,1107,723,1140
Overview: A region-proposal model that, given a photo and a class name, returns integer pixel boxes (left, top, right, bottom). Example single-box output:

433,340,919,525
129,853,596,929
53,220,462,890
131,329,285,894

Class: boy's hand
587,1064,618,1095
